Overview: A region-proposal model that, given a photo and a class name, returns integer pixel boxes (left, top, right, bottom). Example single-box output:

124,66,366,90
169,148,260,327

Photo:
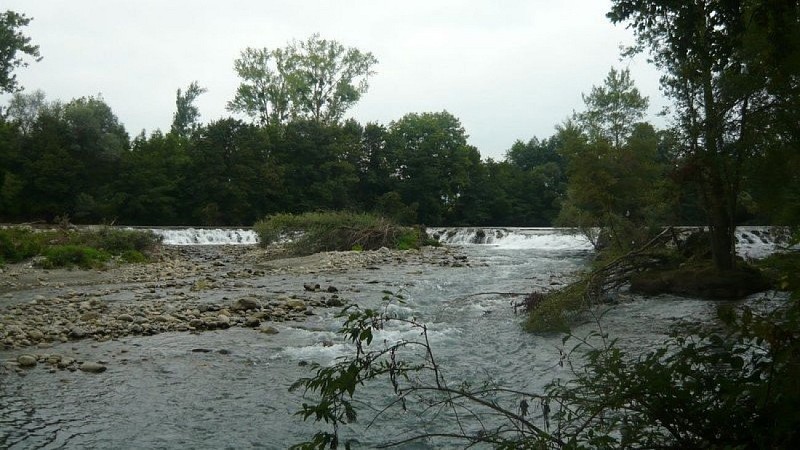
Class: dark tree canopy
608,0,800,269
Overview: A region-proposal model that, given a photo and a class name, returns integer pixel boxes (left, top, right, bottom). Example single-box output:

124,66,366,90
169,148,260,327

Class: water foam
431,226,788,258
150,228,259,245
429,227,593,251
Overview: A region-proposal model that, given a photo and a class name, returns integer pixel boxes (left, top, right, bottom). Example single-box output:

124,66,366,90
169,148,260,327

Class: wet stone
17,354,37,368
79,362,107,374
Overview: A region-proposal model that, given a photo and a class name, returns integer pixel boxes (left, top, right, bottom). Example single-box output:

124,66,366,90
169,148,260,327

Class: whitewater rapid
149,226,785,260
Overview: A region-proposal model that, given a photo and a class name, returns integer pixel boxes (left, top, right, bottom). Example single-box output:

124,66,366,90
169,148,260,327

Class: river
0,227,785,449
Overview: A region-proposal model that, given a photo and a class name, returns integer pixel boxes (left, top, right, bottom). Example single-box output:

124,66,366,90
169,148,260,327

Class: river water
0,228,785,449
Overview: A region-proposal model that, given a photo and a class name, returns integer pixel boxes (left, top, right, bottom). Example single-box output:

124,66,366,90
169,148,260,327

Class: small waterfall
735,226,791,259
139,225,789,254
428,227,594,251
430,226,791,258
148,228,259,245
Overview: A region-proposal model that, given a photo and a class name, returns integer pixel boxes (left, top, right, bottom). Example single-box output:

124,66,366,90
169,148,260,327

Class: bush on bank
253,212,434,256
0,226,161,269
525,228,791,334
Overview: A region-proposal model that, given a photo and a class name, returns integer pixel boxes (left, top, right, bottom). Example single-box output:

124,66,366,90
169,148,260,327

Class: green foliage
575,67,648,149
557,69,669,252
757,251,800,293
38,244,110,269
548,300,800,449
74,227,162,255
0,10,41,94
0,226,159,268
254,211,426,255
394,229,420,250
608,0,800,269
5,89,48,134
170,81,206,138
119,249,147,264
228,34,378,126
385,111,481,225
0,227,44,263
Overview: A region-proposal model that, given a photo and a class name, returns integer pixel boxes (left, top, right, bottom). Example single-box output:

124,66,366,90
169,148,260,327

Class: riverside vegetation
254,212,436,256
0,225,161,269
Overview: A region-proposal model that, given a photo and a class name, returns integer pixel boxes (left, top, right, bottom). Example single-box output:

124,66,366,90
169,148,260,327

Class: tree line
1,8,798,265
0,94,569,227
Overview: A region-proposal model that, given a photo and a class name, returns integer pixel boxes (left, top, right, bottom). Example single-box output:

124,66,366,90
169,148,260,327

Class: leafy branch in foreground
289,292,560,449
291,289,800,449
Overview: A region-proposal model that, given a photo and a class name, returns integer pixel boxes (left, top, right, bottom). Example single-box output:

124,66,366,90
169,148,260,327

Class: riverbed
0,228,785,449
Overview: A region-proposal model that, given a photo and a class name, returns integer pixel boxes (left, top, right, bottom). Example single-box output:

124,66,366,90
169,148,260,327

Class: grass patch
38,245,110,269
75,227,161,255
254,212,433,256
0,228,46,263
0,226,161,269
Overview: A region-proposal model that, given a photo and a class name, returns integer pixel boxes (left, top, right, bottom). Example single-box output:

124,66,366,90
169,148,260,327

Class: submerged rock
17,354,37,368
231,297,260,312
79,362,107,374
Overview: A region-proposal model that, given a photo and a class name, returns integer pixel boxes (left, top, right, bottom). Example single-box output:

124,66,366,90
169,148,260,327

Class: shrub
254,212,429,256
119,249,147,264
395,229,420,250
77,227,162,254
0,228,45,263
0,226,160,268
38,245,110,269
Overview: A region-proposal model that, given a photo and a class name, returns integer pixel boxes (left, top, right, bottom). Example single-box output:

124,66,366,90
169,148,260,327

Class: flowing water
0,227,786,449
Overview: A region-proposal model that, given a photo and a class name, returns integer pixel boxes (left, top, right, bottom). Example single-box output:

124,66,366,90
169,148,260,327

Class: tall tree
289,34,378,124
170,81,206,138
557,68,666,249
228,35,377,126
0,10,41,95
61,95,129,221
227,47,293,126
575,67,649,148
608,0,800,270
385,111,478,225
184,118,276,225
5,89,48,134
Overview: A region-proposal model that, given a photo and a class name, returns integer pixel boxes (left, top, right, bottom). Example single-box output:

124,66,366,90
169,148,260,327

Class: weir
148,226,788,260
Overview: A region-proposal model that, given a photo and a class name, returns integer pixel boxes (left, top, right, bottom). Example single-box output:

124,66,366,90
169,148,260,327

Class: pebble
0,245,467,366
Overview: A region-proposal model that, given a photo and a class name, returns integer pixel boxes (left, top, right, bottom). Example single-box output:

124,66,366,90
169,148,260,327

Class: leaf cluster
228,34,377,126
291,293,563,449
0,10,41,94
549,299,800,449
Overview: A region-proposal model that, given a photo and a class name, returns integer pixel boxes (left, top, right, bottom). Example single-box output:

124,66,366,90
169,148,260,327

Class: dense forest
0,5,798,251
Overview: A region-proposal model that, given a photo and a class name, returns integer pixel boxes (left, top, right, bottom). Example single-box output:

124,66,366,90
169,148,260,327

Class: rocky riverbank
0,244,472,376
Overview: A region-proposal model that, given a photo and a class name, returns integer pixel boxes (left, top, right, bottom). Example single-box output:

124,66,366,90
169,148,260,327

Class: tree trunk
706,172,736,271
708,213,735,271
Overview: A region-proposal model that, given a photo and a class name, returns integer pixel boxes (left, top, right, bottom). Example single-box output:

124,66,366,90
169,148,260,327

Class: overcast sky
3,0,667,160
